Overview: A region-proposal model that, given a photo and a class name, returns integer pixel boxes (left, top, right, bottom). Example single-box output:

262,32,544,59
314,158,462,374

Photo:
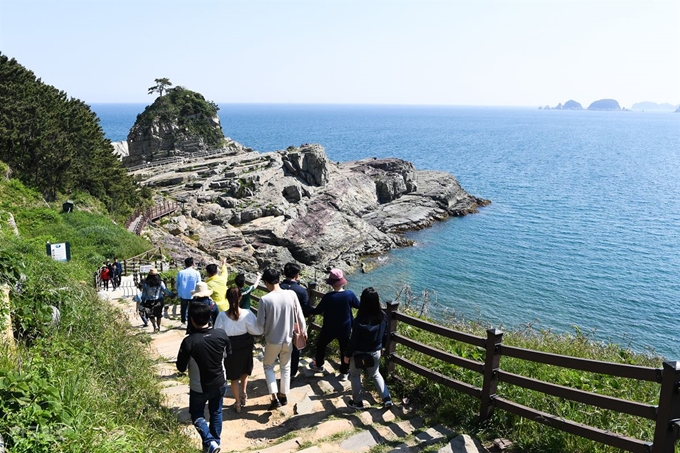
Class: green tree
0,53,141,214
147,77,172,97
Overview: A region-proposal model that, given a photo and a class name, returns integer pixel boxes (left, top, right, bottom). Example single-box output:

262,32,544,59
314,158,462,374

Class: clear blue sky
1,0,678,107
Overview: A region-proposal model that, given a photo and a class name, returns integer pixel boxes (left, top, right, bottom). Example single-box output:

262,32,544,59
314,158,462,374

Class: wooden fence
249,286,679,453
124,201,179,236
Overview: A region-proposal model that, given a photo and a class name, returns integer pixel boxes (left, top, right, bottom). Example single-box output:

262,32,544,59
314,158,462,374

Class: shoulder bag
291,291,308,350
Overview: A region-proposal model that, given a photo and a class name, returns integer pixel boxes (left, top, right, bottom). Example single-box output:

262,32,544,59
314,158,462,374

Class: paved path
100,276,488,453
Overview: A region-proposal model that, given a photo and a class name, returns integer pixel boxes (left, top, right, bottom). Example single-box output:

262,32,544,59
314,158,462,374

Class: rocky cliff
123,87,225,167
132,144,489,272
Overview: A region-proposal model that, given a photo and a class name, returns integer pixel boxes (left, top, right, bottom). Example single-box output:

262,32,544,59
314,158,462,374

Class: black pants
180,298,191,323
315,330,350,375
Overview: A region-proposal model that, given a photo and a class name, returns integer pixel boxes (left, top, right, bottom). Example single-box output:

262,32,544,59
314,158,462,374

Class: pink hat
326,268,347,286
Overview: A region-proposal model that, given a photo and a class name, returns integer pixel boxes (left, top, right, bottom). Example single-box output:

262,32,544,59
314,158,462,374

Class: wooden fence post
652,361,680,453
384,300,400,376
480,328,504,420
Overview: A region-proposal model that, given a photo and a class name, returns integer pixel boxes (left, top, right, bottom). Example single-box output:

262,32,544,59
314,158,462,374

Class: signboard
46,242,71,262
139,264,153,274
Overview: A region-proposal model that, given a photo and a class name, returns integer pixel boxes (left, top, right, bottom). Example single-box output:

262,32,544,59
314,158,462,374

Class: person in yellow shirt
205,257,229,312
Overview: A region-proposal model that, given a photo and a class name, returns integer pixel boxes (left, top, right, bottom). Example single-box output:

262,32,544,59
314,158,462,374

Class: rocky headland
118,88,489,274
127,143,489,273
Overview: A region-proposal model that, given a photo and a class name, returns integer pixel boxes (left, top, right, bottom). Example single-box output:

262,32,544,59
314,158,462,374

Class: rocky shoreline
124,141,490,274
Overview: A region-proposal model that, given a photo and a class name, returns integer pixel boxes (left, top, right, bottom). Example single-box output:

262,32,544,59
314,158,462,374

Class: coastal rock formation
587,99,621,111
123,87,226,167
131,144,489,272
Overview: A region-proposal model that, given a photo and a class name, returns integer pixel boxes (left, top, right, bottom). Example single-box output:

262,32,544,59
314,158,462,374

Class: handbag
290,291,307,349
354,352,375,369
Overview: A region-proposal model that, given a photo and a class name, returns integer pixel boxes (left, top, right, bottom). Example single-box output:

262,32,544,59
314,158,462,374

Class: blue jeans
349,351,390,403
189,385,227,449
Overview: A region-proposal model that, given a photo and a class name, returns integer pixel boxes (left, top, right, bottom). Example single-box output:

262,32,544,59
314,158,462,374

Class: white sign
50,243,69,262
139,264,153,274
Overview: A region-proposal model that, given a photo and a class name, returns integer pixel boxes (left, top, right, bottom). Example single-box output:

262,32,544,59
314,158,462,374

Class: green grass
0,176,194,452
389,312,674,453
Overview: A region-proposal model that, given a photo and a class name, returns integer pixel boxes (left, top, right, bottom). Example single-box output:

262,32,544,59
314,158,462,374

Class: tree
0,53,142,214
147,78,172,97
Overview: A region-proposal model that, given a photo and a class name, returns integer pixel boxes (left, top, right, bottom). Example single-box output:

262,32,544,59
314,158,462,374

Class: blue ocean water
91,103,680,359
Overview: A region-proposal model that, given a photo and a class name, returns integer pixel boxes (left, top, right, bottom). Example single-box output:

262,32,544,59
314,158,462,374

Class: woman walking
140,269,175,332
214,287,263,413
343,287,392,409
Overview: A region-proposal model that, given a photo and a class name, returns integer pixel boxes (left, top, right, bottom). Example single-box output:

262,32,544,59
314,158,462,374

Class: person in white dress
214,287,263,413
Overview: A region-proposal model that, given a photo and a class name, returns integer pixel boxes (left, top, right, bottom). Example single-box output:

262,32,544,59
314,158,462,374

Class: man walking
257,268,306,410
279,262,311,379
176,257,201,327
176,301,231,453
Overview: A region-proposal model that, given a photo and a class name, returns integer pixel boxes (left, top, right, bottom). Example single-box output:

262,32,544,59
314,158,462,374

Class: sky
0,0,678,108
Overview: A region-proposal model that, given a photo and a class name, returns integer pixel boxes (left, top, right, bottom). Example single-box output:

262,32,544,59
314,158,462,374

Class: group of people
136,256,391,453
99,258,122,291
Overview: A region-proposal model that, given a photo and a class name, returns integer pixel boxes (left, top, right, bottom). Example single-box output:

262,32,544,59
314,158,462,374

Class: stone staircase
102,278,491,453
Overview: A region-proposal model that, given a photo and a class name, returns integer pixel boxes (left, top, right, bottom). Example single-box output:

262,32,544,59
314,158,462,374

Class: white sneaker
339,373,349,382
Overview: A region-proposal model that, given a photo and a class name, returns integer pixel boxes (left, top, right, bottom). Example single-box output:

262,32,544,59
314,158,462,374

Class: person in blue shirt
176,257,201,326
310,268,359,381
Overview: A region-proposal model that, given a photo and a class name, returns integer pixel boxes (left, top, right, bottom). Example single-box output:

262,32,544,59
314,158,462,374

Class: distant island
587,99,621,111
676,105,680,113
631,101,679,111
539,99,583,110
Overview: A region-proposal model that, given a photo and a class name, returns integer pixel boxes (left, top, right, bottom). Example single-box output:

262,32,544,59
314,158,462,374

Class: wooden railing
249,286,679,453
381,301,680,453
124,201,179,236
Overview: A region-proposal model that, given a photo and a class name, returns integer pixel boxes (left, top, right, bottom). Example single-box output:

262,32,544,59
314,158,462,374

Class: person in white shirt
256,268,306,410
214,287,263,413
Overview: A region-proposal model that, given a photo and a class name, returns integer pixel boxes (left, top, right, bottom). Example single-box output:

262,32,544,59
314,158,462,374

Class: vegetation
134,85,225,149
0,175,192,453
147,78,172,97
0,53,142,215
383,292,671,453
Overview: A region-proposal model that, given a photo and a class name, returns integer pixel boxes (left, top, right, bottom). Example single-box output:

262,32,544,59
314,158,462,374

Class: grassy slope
0,178,193,453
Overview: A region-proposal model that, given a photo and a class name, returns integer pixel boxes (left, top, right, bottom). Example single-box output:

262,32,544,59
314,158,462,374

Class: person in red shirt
99,265,111,291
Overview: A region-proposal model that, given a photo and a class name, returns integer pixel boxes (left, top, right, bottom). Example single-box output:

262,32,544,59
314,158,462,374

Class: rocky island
587,99,621,111
117,87,490,273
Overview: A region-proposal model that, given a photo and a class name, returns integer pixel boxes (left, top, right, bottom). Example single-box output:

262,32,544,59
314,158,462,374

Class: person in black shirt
177,302,231,453
279,262,311,379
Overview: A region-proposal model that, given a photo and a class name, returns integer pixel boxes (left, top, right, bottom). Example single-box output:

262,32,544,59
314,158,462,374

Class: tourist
113,257,123,288
176,301,231,453
256,268,306,410
343,287,392,409
133,282,148,327
279,262,311,379
206,257,229,312
235,272,261,310
187,281,219,334
310,268,360,381
176,257,201,327
140,269,175,333
99,264,111,291
214,287,263,413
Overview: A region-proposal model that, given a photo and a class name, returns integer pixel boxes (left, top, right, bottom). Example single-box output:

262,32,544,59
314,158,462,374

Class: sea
91,103,680,359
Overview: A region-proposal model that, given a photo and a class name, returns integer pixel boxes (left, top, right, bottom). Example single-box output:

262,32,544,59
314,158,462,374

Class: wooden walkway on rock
125,201,179,235
101,276,489,453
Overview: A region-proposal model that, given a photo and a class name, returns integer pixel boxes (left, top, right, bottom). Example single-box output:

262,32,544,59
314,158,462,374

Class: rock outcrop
123,87,226,167
131,144,489,272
